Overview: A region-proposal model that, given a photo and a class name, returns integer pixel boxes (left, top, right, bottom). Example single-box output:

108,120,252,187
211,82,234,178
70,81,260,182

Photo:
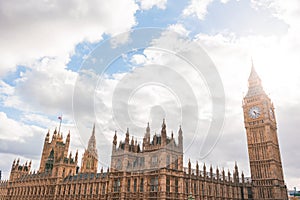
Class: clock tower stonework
243,65,288,199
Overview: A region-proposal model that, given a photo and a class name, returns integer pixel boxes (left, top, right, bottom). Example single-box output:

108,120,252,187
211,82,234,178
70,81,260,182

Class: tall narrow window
102,183,106,195
96,183,99,195
127,179,131,192
113,179,120,192
90,184,93,195
166,155,170,169
140,178,144,192
151,155,158,166
186,181,189,194
58,185,61,195
133,157,138,168
174,156,178,170
166,177,170,192
140,157,145,167
150,176,158,192
69,185,72,195
175,178,179,193
134,178,137,192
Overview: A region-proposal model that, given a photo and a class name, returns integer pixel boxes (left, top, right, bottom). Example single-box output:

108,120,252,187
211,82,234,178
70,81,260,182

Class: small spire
75,150,78,162
178,125,182,134
242,171,245,183
113,131,117,145
125,128,130,145
188,159,191,174
246,59,265,97
249,64,259,80
92,123,96,136
162,118,166,129
87,124,98,158
146,122,150,132
131,136,134,145
161,118,167,144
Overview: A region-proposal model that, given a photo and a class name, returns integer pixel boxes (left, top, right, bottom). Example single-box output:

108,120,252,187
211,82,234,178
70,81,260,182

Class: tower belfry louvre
0,62,288,200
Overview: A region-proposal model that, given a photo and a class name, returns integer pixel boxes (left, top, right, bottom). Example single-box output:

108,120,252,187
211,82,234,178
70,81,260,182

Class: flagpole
58,116,62,134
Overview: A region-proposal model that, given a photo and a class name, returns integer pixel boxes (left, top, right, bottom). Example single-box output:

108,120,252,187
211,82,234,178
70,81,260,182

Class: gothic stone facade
0,66,287,200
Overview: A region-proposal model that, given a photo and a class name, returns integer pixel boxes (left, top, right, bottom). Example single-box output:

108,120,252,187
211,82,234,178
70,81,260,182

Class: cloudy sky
0,0,299,190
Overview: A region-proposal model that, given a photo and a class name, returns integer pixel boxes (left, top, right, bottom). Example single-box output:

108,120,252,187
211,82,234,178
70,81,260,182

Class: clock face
248,106,261,119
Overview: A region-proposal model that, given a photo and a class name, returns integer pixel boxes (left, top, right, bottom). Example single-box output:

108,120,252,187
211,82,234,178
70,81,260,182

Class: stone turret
161,119,167,146
81,124,98,174
9,159,31,181
113,131,117,151
178,125,183,150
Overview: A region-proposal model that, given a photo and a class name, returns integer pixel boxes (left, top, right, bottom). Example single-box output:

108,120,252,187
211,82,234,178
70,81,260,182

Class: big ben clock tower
243,64,288,199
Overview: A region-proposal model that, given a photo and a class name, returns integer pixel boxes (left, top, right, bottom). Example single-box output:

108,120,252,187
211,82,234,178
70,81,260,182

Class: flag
58,116,62,121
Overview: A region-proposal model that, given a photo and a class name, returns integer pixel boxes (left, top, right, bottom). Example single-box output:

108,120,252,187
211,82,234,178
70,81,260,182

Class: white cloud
0,81,14,100
251,0,300,23
0,112,42,142
182,0,214,20
168,23,190,36
130,54,147,65
110,31,132,49
137,0,168,10
3,57,77,115
0,0,139,76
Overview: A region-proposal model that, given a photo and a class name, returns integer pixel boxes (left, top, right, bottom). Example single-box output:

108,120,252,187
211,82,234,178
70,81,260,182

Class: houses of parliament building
0,66,288,199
